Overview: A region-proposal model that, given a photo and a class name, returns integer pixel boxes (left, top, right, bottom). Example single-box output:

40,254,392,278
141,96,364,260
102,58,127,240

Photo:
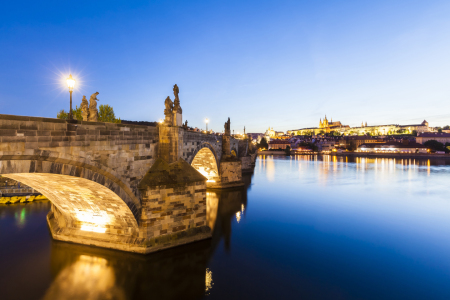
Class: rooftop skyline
1,0,450,133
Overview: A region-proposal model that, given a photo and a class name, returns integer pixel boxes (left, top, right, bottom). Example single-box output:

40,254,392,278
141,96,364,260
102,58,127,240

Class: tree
438,128,443,133
330,131,341,137
285,145,291,156
98,104,121,123
411,130,417,136
445,142,450,152
57,109,68,120
73,106,82,121
258,137,269,150
56,106,84,121
424,140,448,153
443,125,450,130
346,141,357,151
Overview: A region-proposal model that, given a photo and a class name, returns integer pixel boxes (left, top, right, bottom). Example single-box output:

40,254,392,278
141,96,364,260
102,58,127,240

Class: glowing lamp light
159,119,163,124
66,74,75,91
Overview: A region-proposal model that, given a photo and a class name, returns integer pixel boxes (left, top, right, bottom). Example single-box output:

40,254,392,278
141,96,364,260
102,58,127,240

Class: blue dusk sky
1,0,450,133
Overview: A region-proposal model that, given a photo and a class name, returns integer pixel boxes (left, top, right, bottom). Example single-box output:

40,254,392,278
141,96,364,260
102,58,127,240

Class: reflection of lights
43,254,116,299
241,204,245,214
236,211,241,223
205,268,213,293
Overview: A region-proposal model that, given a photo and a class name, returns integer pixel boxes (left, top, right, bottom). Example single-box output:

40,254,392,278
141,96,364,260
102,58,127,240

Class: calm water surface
2,155,450,299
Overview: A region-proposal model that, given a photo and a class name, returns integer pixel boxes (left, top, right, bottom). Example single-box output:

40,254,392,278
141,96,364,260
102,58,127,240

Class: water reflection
0,174,252,300
259,155,448,186
43,238,211,300
207,184,249,253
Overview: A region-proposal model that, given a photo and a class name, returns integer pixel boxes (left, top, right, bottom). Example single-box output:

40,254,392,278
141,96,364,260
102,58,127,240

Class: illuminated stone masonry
3,173,142,252
138,158,211,252
0,94,253,253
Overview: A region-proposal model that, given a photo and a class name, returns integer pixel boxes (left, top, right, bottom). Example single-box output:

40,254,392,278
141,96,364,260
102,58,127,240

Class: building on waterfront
339,136,385,150
416,132,450,144
357,142,428,153
348,120,430,136
268,140,290,150
287,118,430,136
265,127,284,141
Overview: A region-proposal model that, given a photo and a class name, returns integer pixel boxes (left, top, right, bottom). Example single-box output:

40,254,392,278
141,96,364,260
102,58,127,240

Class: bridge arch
0,150,141,222
3,173,139,236
188,143,220,182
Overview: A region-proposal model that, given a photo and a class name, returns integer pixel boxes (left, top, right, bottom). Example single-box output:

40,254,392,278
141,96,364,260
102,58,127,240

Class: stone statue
183,120,188,129
173,84,182,114
224,117,231,136
164,96,174,125
173,84,179,101
164,96,173,115
80,95,89,121
88,92,100,122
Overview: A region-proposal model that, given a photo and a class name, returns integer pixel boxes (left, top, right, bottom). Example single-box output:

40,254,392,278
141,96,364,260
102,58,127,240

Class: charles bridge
0,85,256,253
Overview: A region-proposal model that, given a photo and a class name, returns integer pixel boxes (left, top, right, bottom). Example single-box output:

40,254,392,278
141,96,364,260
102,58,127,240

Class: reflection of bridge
0,90,255,253
41,183,250,300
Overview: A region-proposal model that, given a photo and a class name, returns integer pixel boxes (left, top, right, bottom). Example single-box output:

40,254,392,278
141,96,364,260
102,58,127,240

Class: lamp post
66,74,75,120
205,118,209,132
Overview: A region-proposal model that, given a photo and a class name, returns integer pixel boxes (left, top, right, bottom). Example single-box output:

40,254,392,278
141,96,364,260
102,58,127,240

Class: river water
1,155,450,299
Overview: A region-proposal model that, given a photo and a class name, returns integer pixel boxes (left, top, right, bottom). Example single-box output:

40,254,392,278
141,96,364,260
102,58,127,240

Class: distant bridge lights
66,74,76,120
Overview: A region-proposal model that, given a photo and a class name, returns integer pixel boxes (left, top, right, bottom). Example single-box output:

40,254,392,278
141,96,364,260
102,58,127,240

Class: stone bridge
0,107,252,253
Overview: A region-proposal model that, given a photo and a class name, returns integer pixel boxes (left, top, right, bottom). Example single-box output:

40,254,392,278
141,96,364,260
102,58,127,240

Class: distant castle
287,115,430,136
318,115,349,133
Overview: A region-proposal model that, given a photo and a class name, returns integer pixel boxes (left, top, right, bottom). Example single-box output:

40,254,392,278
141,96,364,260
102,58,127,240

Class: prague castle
287,116,430,136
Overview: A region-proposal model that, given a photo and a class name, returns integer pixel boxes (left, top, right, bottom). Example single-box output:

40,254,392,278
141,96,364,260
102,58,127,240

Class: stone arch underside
190,147,219,182
3,173,142,251
0,156,141,222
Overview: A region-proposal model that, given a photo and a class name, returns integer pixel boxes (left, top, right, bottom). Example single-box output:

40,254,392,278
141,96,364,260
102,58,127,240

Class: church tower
319,118,323,128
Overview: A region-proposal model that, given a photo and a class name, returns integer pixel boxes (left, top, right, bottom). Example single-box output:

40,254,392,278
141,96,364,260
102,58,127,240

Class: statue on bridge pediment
173,84,182,114
173,84,179,101
88,92,100,122
224,117,231,136
80,95,89,121
164,96,173,115
164,96,174,125
162,85,183,126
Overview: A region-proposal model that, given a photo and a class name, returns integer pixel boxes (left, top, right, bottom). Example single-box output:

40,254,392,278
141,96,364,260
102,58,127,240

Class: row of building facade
266,132,450,154
285,116,431,136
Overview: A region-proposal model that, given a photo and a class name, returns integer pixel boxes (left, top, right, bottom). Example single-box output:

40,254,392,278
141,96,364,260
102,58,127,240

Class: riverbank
257,151,450,160
257,150,289,155
330,152,450,160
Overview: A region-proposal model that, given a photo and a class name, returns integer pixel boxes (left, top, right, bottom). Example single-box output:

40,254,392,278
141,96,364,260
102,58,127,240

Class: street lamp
66,74,75,120
205,118,209,132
